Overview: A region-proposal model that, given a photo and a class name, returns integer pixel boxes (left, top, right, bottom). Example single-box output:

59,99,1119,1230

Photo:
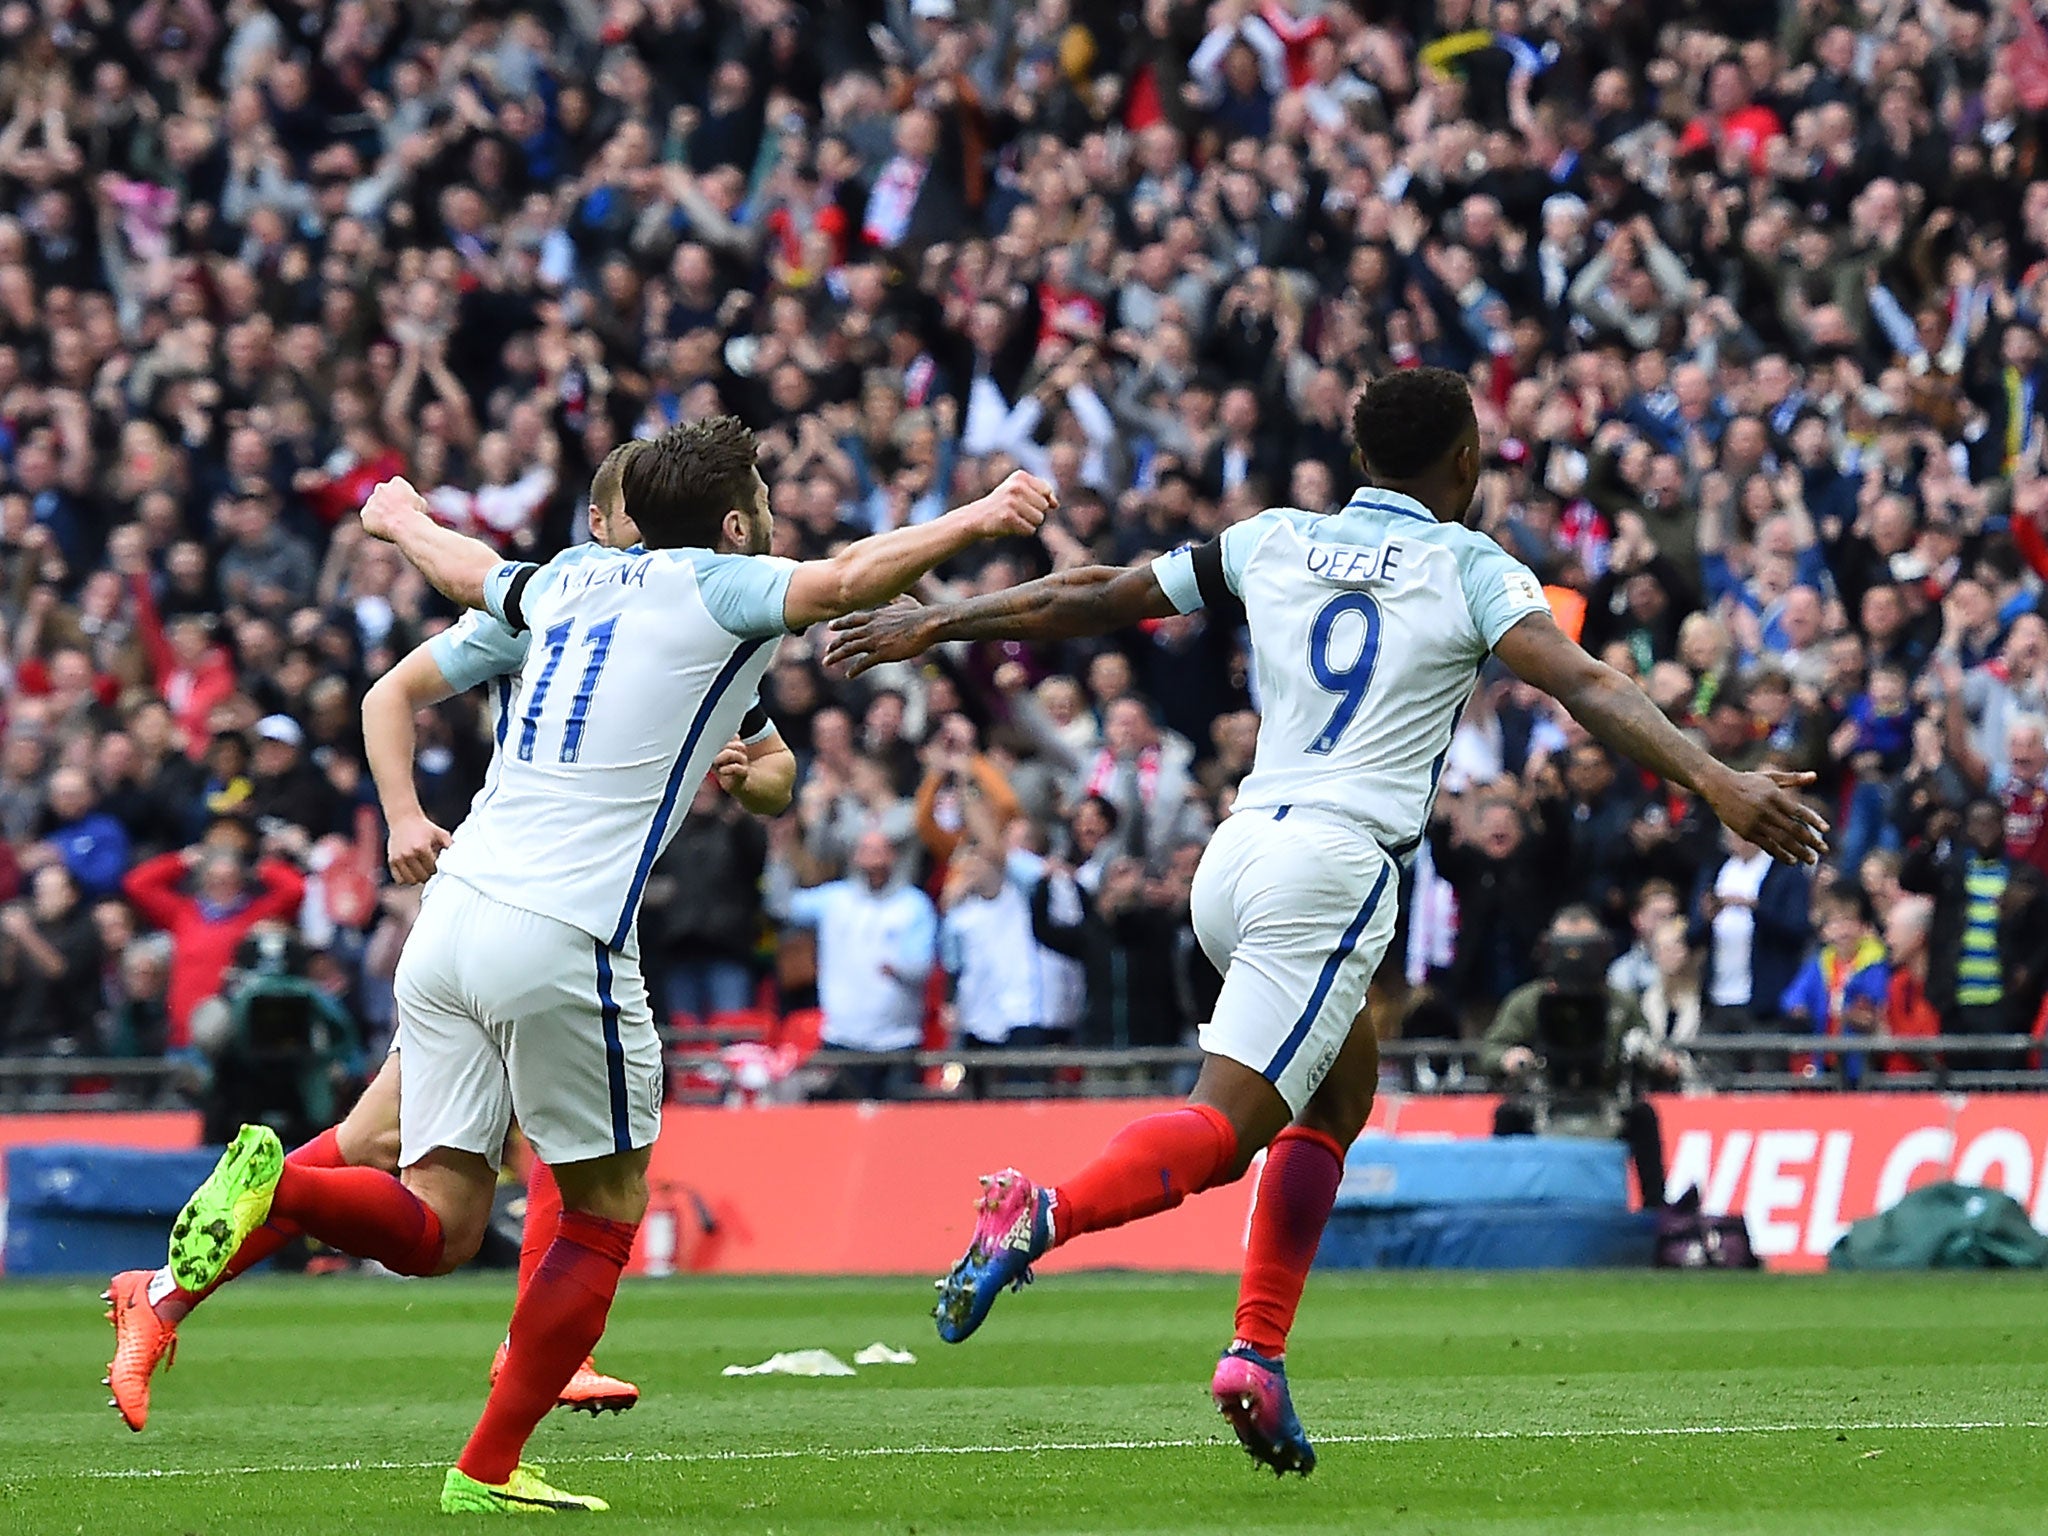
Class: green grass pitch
1,1270,2044,1533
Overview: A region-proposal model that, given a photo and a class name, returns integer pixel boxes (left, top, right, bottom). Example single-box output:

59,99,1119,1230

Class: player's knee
1191,1056,1293,1179
1295,1081,1374,1149
335,1056,403,1172
334,1119,402,1175
415,1185,492,1273
552,1153,650,1226
401,1151,497,1271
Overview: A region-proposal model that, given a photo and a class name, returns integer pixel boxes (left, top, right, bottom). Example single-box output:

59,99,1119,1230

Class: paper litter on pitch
721,1349,857,1377
853,1342,917,1365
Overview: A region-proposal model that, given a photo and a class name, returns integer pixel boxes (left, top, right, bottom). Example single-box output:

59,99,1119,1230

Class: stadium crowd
1,0,2047,1108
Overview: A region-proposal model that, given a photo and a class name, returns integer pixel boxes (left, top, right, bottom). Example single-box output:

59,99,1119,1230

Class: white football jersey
1152,489,1550,857
431,543,795,954
424,606,774,839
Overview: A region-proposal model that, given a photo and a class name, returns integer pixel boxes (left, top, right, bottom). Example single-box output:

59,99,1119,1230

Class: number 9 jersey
1150,488,1550,861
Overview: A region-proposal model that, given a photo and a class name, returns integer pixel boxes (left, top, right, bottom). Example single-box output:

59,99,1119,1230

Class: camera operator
1481,906,1675,1209
197,921,362,1148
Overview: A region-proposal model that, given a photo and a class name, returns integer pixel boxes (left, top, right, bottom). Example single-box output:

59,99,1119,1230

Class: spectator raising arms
120,845,305,1051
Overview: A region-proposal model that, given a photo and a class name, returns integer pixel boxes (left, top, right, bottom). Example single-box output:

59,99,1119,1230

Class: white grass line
49,1419,2048,1483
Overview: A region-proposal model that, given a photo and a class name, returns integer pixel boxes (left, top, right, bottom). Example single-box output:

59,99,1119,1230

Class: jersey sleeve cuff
756,557,798,635
1150,546,1204,615
483,561,539,632
426,626,485,694
1482,596,1553,650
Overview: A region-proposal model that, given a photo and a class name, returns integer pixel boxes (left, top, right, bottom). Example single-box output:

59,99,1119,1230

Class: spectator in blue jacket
37,768,132,901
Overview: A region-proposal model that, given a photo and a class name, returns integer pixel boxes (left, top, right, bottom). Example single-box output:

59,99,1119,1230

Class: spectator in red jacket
121,846,305,1049
1881,894,1942,1074
293,423,407,527
128,559,235,757
2013,486,2048,584
1678,59,1783,174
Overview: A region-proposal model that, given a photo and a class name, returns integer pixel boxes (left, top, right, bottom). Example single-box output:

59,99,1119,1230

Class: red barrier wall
638,1092,2048,1276
1658,1093,2048,1267
10,1097,2048,1275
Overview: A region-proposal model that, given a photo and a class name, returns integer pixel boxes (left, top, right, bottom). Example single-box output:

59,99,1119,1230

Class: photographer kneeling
1482,907,1676,1209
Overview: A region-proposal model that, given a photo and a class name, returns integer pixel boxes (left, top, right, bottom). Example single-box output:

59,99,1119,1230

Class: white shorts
1190,806,1398,1116
393,877,662,1170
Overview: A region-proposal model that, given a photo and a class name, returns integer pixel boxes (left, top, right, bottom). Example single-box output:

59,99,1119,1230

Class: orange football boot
103,1270,178,1432
489,1342,640,1415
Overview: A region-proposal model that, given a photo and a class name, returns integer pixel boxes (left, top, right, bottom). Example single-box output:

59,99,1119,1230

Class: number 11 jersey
431,542,795,956
1151,488,1550,859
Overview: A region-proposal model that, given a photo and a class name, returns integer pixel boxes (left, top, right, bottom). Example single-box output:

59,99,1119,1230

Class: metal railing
661,1031,2048,1102
1,1032,2042,1112
0,1057,192,1112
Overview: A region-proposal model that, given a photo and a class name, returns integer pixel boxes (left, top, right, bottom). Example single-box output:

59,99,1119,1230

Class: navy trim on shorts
1262,860,1392,1083
594,941,629,1153
610,637,767,949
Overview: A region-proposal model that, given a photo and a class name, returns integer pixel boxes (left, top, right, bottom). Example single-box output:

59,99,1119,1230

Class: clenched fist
964,471,1057,541
360,477,429,544
712,736,751,796
386,810,453,885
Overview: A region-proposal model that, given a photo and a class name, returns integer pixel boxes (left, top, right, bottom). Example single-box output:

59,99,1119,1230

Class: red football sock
152,1128,351,1324
268,1161,445,1277
517,1159,562,1301
1051,1104,1239,1246
1233,1126,1345,1359
458,1212,639,1485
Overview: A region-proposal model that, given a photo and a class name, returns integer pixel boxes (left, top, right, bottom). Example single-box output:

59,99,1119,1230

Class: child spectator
1781,891,1890,1086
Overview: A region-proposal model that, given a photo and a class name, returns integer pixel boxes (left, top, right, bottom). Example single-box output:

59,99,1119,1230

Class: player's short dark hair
589,440,640,520
1351,367,1476,480
623,417,759,549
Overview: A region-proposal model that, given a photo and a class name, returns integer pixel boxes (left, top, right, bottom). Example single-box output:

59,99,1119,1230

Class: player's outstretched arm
781,471,1055,630
823,565,1172,678
363,645,460,884
360,478,500,612
1492,611,1829,866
